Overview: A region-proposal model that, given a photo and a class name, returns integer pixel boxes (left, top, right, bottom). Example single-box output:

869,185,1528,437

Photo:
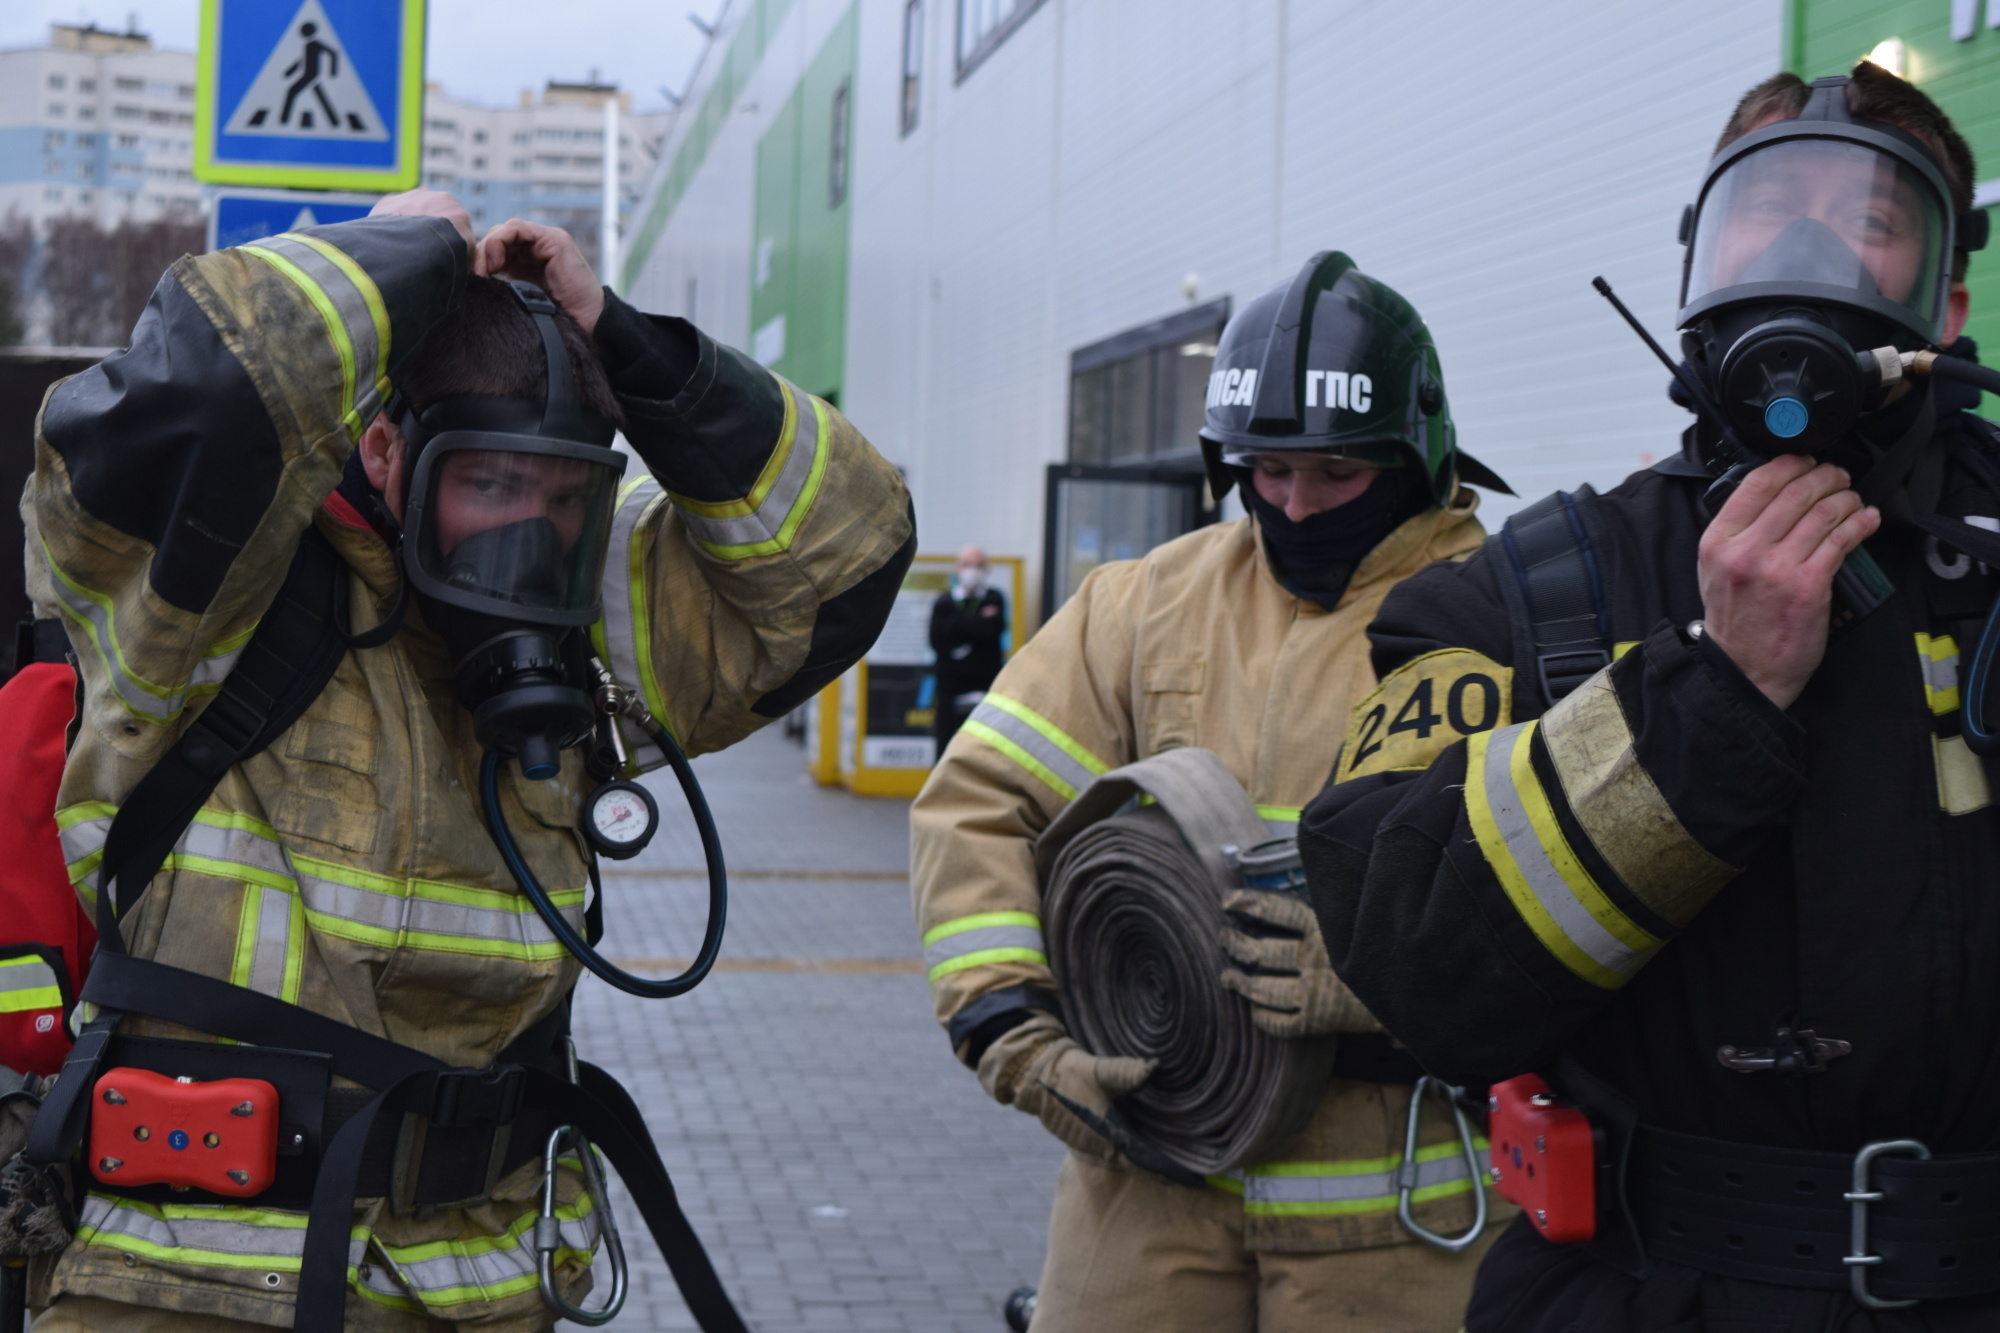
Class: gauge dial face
590,788,653,845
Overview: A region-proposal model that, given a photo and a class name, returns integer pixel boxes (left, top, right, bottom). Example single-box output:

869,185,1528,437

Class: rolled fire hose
1034,748,1337,1177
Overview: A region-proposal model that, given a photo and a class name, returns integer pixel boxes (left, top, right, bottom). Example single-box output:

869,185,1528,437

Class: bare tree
0,213,35,346
42,214,204,348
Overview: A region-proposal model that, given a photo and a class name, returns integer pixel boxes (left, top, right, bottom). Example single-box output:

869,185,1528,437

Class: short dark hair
1716,63,1977,279
394,275,623,426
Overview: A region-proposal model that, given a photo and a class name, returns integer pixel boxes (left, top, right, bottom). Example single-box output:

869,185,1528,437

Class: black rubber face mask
1235,464,1425,608
392,280,625,778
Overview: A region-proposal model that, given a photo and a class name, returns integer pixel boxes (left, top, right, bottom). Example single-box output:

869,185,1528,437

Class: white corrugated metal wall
629,0,1787,613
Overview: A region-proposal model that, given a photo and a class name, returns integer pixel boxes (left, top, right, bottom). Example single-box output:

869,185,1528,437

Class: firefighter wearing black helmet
911,252,1511,1332
1298,64,2000,1329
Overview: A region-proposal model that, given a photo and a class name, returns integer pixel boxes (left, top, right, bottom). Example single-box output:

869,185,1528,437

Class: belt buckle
1844,1138,1931,1310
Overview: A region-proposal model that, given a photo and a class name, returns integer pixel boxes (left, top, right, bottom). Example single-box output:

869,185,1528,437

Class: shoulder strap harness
1493,487,1615,712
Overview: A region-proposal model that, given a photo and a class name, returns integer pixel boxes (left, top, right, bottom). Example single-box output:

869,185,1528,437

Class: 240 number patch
1337,648,1513,782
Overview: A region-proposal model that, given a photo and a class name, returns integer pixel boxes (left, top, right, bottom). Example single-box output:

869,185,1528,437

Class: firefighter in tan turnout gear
911,253,1512,1332
20,191,913,1330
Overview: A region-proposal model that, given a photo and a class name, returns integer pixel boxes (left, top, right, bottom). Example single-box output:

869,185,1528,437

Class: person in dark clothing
930,544,1007,755
1296,63,2000,1330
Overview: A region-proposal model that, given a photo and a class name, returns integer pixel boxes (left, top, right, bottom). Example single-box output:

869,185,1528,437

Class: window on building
473,129,487,143
829,79,850,208
77,106,93,120
48,104,65,118
1067,299,1231,467
113,105,140,120
79,78,95,92
48,74,66,89
116,134,138,149
956,0,1047,82
472,155,487,169
114,76,142,92
176,84,194,99
901,1,923,136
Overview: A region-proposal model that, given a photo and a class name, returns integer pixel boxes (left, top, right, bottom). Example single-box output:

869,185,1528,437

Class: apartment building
419,81,673,268
0,22,202,229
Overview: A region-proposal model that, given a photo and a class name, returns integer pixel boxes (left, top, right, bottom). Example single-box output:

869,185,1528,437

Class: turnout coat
1299,409,2000,1328
910,495,1508,1254
24,215,914,1326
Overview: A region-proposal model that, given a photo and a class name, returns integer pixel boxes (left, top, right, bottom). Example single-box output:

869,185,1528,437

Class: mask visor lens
415,447,624,614
1687,138,1947,331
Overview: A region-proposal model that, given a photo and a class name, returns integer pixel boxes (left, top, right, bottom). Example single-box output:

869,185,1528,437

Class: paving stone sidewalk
569,725,1062,1331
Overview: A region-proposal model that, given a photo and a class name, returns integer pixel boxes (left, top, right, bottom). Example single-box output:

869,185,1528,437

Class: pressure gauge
583,781,660,859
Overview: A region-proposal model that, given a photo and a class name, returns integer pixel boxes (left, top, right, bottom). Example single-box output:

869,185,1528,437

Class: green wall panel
750,5,857,403
1794,1,2000,415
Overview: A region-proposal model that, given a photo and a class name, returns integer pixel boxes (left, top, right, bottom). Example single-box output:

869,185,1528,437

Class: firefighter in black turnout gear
1298,64,2000,1328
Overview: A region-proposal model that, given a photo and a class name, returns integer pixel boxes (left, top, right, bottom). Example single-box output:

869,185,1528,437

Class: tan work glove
1218,887,1383,1038
976,1012,1154,1164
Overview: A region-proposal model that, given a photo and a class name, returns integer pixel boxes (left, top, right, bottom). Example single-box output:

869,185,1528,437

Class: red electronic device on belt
1488,1072,1597,1242
88,1068,280,1198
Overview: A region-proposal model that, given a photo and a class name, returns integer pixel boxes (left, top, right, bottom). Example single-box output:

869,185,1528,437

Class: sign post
207,188,379,252
194,0,427,192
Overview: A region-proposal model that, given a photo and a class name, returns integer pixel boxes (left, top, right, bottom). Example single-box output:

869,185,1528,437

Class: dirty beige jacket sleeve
30,216,465,767
591,318,914,766
910,558,1145,1061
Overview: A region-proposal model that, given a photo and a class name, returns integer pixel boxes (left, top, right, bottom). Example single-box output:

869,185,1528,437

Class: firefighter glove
976,1012,1154,1164
1218,887,1382,1038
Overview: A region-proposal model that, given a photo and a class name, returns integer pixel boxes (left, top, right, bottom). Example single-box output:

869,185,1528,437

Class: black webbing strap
91,526,353,951
1495,488,1614,711
15,619,71,668
27,529,355,1171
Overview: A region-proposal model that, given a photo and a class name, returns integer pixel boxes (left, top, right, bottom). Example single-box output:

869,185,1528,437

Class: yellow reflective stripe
592,474,674,761
0,957,63,1013
672,380,800,520
229,882,304,1003
1465,725,1659,990
962,693,1112,801
922,912,1047,981
280,230,391,401
1917,632,1962,715
1612,640,1640,661
673,382,833,560
242,243,360,437
374,1194,595,1308
1238,1139,1486,1216
39,542,247,725
1255,805,1301,823
74,1192,362,1272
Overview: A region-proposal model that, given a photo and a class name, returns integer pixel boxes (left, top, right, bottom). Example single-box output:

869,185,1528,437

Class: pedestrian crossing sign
194,0,426,190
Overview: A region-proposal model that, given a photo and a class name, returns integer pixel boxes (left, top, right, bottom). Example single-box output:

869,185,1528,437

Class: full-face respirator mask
1673,76,1990,456
386,280,726,1004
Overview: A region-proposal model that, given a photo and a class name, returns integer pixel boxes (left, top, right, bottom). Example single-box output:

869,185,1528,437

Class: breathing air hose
481,724,727,998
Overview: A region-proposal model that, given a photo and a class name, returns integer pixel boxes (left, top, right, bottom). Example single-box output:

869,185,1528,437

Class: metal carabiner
1395,1074,1489,1252
536,1038,629,1325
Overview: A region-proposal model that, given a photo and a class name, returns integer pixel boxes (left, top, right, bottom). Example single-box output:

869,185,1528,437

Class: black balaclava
1234,463,1428,608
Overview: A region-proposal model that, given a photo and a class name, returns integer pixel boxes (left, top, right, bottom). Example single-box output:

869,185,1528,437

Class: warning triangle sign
223,0,389,141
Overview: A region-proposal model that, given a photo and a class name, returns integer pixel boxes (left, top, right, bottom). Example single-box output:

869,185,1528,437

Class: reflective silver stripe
41,562,248,722
596,475,668,768
962,697,1104,800
1924,647,1960,696
921,923,1046,975
295,869,583,954
247,233,388,432
181,818,295,880
1477,723,1649,981
0,958,59,996
1243,1150,1474,1208
75,1193,362,1268
59,815,112,874
673,379,825,557
244,884,296,1000
379,1206,597,1306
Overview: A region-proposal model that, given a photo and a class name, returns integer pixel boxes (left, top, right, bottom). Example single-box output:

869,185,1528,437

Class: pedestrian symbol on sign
222,0,388,142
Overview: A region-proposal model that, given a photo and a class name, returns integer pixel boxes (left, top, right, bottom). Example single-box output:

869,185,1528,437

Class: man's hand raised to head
1698,455,1880,711
368,189,475,253
474,219,605,336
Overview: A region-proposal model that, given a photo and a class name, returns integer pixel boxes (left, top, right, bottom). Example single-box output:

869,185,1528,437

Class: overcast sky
0,0,713,113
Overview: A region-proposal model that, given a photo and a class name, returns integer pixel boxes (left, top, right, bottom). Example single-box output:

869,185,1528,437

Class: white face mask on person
955,566,987,597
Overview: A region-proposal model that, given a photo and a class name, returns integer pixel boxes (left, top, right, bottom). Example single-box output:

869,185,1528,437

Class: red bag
0,660,96,1075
